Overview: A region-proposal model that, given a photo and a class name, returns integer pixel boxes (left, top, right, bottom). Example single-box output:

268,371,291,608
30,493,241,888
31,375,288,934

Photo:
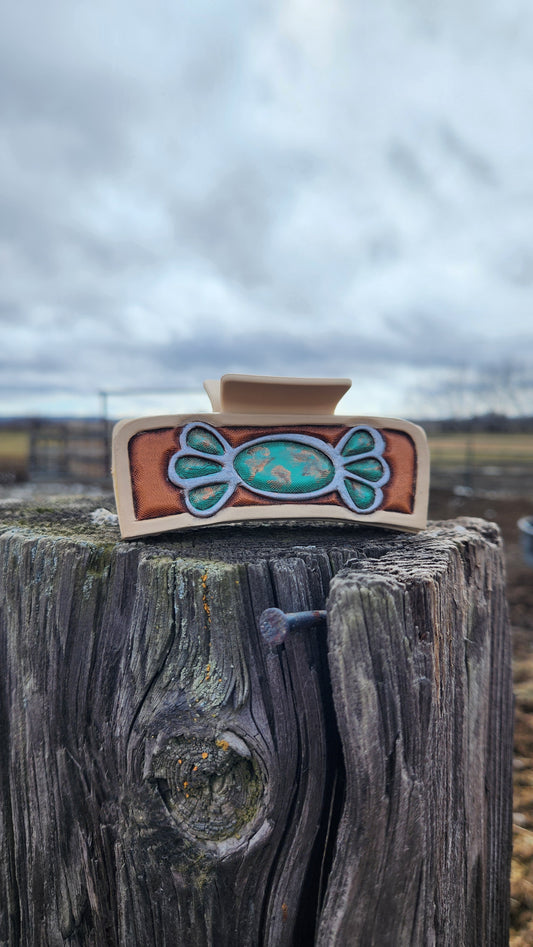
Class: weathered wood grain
0,500,512,946
318,520,513,947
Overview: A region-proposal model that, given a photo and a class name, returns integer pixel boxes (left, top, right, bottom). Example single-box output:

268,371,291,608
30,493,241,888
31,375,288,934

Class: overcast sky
1,0,533,419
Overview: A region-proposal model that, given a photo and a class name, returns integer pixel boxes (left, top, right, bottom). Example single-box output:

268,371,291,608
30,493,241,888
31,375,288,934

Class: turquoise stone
234,440,334,495
188,483,229,511
341,430,375,456
186,427,225,455
344,479,376,510
174,456,223,479
344,458,384,483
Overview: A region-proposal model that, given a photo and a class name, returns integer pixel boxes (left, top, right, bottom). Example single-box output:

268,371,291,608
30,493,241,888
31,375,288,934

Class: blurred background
1,1,532,940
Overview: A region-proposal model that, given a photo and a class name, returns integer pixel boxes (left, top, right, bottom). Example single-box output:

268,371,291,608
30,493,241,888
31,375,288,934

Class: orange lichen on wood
201,572,211,621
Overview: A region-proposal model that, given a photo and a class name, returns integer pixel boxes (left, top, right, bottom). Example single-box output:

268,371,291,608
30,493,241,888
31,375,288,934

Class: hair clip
112,374,429,539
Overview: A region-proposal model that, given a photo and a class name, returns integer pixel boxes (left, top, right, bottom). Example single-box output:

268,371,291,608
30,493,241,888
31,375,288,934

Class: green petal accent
344,478,376,511
234,441,334,494
345,458,384,483
188,483,229,511
186,427,225,455
175,456,223,479
341,430,375,456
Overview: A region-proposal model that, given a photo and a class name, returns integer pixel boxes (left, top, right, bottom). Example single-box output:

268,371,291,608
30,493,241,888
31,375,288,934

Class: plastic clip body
112,375,430,539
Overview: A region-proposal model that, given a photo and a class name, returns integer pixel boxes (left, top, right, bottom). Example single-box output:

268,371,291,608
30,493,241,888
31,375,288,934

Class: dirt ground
429,487,533,945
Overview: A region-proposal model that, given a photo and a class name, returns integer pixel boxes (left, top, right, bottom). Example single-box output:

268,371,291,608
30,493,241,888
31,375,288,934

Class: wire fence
1,412,532,494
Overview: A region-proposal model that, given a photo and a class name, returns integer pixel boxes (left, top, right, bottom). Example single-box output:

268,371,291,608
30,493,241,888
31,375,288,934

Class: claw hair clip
112,375,430,539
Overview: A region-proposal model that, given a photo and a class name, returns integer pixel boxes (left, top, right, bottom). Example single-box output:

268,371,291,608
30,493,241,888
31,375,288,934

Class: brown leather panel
217,425,343,446
129,424,417,521
382,430,416,514
129,428,185,519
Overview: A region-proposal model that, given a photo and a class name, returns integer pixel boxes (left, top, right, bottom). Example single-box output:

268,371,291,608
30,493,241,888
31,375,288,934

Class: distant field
0,426,531,484
0,431,30,476
427,432,533,469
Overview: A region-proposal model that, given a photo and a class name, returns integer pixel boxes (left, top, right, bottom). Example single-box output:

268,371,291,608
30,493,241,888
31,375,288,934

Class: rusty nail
259,607,327,645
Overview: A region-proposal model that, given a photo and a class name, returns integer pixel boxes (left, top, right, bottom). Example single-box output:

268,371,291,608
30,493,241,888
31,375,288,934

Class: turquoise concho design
168,422,390,518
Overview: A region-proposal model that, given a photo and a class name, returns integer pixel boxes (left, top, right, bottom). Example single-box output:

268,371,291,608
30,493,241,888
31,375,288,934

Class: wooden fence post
0,501,512,946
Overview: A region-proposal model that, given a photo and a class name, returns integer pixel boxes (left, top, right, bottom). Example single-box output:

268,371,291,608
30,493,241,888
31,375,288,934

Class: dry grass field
1,426,531,480
0,430,30,480
428,431,533,467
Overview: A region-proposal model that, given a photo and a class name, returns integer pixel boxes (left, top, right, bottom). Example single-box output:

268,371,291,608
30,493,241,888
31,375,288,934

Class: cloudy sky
2,0,533,419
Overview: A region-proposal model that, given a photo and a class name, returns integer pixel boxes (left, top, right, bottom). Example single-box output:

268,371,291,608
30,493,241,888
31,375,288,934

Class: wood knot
149,732,265,852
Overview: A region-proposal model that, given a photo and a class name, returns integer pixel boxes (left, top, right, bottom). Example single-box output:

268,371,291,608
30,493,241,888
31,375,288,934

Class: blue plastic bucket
518,516,533,568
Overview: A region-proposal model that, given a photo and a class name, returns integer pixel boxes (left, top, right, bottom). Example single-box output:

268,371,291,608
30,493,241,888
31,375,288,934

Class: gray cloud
1,0,533,418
